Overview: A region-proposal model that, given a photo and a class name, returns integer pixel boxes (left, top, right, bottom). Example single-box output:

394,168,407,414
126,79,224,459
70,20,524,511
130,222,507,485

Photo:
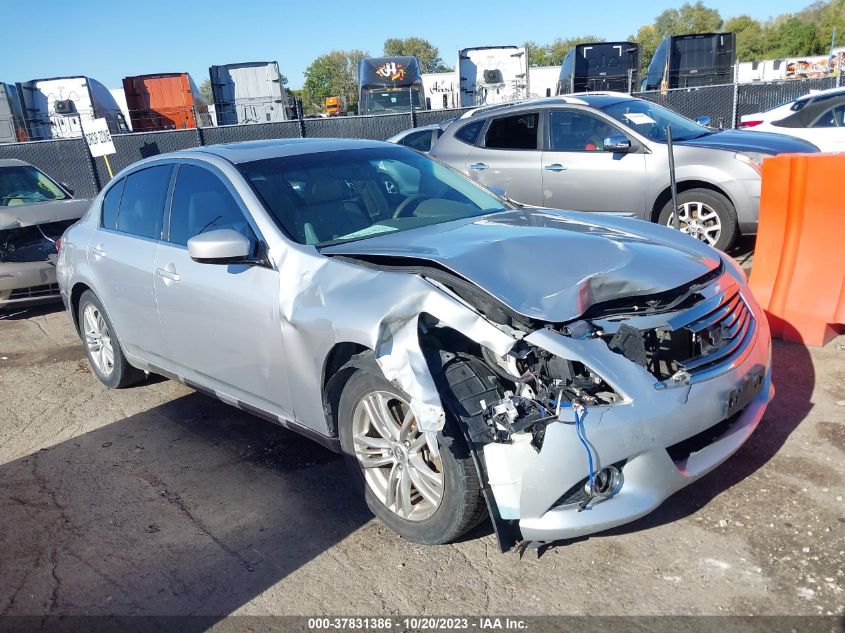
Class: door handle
544,164,567,172
469,162,488,171
155,267,181,282
91,244,107,257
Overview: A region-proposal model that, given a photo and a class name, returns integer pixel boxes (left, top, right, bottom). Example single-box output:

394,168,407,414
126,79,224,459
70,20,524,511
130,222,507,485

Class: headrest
307,178,348,204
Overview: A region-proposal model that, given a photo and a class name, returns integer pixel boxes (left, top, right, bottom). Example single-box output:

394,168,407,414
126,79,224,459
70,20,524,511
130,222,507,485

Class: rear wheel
658,188,738,251
338,369,486,544
78,290,144,389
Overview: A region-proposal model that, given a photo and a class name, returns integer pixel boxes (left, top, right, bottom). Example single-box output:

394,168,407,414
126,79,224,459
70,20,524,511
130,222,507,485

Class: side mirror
187,229,251,264
60,182,74,196
696,115,711,127
487,185,507,198
603,134,632,153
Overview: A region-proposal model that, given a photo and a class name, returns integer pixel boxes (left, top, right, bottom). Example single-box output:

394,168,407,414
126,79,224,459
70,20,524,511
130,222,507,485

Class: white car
739,87,845,152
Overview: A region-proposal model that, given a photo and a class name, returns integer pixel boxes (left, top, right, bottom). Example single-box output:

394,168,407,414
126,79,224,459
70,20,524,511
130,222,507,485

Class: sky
0,0,815,91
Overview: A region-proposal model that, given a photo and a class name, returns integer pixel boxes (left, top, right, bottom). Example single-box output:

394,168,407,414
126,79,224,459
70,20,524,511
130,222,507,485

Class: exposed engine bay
0,219,73,264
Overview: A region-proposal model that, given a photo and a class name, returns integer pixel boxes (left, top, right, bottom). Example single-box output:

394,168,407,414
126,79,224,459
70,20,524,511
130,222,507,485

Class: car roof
166,138,392,164
0,158,30,168
459,92,636,119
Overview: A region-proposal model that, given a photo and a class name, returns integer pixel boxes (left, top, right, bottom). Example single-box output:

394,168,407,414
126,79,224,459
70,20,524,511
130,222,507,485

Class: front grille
671,284,755,376
666,408,744,463
9,283,59,299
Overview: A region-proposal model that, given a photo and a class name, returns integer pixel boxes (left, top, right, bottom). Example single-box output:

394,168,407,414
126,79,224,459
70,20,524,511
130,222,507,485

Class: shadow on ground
0,391,368,624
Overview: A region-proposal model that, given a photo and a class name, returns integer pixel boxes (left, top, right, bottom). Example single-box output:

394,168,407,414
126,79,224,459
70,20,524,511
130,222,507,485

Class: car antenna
666,124,680,232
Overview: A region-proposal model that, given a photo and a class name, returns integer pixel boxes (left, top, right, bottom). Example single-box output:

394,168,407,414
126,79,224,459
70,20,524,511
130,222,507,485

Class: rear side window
454,120,484,145
115,166,172,239
485,113,539,150
168,165,251,246
811,104,844,128
101,178,125,230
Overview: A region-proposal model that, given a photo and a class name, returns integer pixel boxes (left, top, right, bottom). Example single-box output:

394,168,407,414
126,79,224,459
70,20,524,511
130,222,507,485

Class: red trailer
122,73,211,131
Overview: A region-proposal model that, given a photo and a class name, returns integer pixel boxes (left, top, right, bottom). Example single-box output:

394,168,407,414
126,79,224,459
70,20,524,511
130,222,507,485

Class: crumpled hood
322,208,722,322
0,198,90,231
676,129,819,154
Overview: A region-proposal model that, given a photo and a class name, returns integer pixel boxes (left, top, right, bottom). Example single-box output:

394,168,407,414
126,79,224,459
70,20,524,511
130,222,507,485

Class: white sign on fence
81,118,116,158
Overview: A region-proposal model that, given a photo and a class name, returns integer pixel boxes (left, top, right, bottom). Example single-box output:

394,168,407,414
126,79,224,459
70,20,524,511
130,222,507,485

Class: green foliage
653,1,723,37
198,79,213,104
383,37,452,73
302,49,368,114
524,36,606,67
724,15,766,61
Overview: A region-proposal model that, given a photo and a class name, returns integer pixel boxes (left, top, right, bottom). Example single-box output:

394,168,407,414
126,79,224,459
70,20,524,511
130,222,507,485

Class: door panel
154,163,292,418
542,109,647,214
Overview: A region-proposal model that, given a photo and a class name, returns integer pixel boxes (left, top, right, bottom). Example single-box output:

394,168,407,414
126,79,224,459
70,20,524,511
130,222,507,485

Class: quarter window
115,166,172,239
168,165,251,246
101,178,125,230
454,120,484,145
549,110,620,151
484,113,539,150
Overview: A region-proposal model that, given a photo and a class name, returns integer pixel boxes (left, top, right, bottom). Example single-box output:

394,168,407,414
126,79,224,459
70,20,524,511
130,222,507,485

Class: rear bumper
0,261,60,308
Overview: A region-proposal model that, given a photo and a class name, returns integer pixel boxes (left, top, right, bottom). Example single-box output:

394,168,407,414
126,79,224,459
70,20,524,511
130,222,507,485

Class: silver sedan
57,139,773,549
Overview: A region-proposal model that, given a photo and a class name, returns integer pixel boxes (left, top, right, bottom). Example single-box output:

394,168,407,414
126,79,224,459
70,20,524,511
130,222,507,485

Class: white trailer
527,66,560,99
209,61,290,125
422,72,459,110
737,48,845,83
458,46,528,107
17,76,129,140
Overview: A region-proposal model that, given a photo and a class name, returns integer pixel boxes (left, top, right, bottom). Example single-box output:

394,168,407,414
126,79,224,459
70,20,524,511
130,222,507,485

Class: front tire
338,369,486,544
78,290,144,389
658,188,738,251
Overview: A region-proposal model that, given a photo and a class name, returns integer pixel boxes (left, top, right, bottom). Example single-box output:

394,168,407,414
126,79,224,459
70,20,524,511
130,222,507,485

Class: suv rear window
484,113,539,150
454,120,484,145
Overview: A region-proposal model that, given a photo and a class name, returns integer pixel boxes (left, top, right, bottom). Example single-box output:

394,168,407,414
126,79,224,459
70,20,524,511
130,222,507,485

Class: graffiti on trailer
376,62,407,82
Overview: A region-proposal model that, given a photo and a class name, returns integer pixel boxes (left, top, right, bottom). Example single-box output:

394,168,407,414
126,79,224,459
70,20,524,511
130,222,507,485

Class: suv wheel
338,369,486,544
78,290,144,389
658,188,738,251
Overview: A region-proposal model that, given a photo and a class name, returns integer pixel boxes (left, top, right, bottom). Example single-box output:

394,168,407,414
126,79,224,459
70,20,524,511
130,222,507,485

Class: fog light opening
585,465,623,498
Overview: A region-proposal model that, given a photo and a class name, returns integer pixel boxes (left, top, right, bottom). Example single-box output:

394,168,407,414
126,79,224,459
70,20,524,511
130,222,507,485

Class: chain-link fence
1,73,841,197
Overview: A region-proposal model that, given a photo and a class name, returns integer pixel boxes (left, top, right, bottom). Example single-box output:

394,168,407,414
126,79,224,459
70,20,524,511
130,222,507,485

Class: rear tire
77,290,144,389
338,369,486,544
658,188,738,251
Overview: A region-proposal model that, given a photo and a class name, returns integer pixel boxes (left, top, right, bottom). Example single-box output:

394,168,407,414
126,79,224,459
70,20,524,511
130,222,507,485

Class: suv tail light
739,120,763,128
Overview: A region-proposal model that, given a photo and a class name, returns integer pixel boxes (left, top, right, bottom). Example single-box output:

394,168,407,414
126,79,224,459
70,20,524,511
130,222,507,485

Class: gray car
1,159,89,309
430,93,819,250
57,139,773,550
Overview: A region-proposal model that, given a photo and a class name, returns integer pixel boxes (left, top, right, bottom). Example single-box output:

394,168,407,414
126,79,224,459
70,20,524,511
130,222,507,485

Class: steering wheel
378,173,400,196
392,194,431,219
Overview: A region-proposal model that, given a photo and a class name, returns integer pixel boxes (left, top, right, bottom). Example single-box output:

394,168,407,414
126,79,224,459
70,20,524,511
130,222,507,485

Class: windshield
0,165,68,207
238,146,509,247
361,87,424,114
599,99,711,142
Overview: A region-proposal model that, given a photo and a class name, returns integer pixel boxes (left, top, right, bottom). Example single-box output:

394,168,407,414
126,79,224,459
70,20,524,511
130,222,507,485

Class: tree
524,36,606,67
302,49,368,114
383,37,452,73
654,1,723,37
724,15,766,61
771,16,823,56
198,79,213,104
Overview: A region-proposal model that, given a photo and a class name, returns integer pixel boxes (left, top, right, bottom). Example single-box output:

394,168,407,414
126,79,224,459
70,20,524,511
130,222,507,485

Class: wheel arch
322,342,373,437
650,180,735,223
69,281,93,334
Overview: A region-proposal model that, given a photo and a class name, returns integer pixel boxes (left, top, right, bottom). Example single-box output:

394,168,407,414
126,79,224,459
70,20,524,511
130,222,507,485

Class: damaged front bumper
477,272,773,545
0,260,60,308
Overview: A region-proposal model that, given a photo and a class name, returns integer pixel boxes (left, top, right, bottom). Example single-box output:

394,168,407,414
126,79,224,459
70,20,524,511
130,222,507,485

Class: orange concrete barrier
749,153,845,346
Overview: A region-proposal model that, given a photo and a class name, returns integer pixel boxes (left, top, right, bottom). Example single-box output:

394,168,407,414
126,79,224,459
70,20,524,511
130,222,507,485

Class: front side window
484,113,539,150
115,165,172,239
549,110,622,151
0,164,68,207
168,165,251,246
401,130,434,152
811,104,844,128
600,99,710,142
238,145,509,247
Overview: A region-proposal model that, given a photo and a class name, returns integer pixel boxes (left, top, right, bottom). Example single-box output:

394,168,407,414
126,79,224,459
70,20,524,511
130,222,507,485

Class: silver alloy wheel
82,303,115,376
351,390,444,521
666,201,722,246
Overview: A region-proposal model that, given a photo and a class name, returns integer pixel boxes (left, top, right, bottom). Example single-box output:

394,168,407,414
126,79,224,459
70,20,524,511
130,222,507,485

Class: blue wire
574,407,595,493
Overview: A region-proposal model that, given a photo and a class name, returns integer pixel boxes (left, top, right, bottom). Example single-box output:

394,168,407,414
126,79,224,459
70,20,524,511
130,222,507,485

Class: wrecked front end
0,198,89,308
412,260,772,549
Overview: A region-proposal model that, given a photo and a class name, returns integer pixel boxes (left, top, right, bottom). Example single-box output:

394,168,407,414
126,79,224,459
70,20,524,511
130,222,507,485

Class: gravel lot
0,299,843,618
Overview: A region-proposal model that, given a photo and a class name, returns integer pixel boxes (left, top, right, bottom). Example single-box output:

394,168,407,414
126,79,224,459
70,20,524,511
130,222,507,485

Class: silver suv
57,139,772,550
430,93,818,250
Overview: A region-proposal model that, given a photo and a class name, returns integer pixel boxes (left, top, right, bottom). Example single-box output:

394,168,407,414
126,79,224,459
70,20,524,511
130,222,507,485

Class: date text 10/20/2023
307,617,528,630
